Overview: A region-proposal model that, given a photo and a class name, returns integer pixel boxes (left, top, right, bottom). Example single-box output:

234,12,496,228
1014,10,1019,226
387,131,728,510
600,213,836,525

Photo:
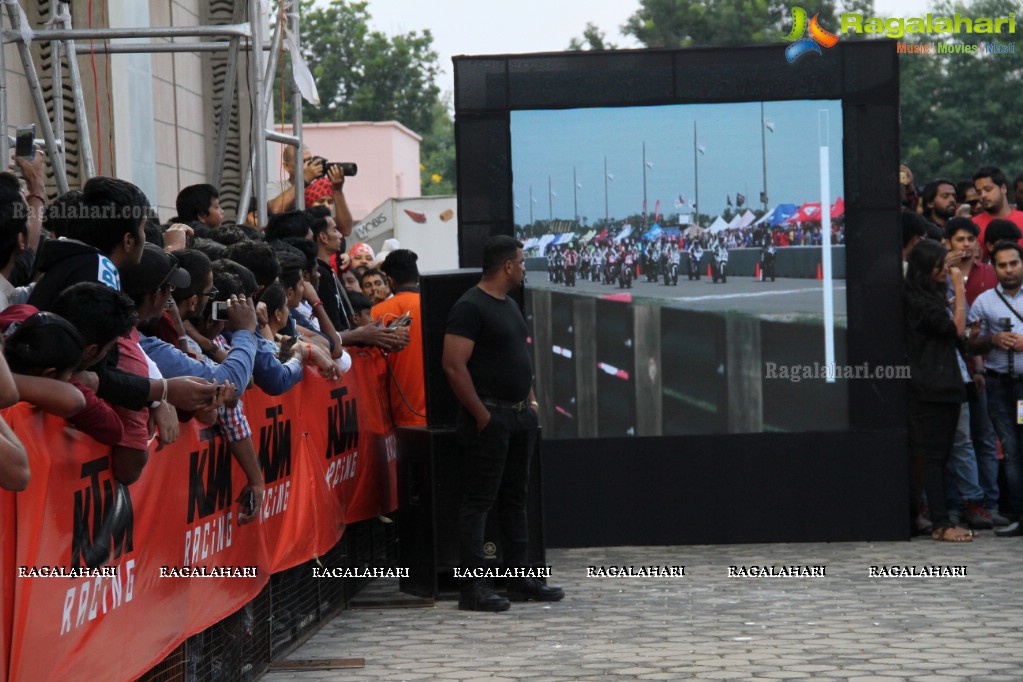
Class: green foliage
572,0,1022,186
274,0,456,192
899,0,1023,183
420,97,456,195
568,23,618,51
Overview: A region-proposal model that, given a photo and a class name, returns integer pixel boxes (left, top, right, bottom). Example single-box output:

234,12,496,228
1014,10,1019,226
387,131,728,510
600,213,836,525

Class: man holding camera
268,145,353,238
968,242,1023,534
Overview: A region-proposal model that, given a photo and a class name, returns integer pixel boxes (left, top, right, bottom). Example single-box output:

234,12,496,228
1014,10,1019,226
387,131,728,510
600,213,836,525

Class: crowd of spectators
902,164,1023,542
0,145,428,521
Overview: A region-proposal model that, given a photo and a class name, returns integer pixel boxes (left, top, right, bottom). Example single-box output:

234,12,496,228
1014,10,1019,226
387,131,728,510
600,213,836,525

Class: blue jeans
946,402,984,509
984,377,1023,514
969,388,1002,510
456,405,539,570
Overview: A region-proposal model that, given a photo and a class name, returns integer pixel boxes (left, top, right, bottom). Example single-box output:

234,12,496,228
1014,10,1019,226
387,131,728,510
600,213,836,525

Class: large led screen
512,101,849,438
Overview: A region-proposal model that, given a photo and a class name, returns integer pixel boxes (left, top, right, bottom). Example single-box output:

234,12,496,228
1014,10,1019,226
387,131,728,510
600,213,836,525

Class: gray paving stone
259,542,1023,681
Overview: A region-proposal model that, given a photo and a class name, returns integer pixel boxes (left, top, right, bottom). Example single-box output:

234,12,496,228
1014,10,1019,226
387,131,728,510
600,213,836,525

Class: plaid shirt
217,401,251,443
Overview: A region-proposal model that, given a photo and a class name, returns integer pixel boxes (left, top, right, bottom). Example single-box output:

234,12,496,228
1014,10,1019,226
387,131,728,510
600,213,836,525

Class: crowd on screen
902,164,1023,542
0,144,427,525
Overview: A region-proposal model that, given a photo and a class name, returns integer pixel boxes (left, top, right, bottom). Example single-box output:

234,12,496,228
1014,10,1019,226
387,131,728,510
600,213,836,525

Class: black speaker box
396,426,546,599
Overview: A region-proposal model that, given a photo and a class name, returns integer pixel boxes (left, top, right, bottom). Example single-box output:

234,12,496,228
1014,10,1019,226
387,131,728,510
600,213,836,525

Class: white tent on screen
537,234,558,252
707,215,730,233
735,210,757,230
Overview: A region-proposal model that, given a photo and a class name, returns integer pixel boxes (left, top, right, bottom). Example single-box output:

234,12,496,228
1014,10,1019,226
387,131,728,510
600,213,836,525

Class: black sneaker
995,521,1023,537
458,582,510,612
506,577,565,603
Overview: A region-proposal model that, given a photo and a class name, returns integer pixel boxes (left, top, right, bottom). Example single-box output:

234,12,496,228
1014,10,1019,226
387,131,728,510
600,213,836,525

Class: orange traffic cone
816,263,823,280
755,263,761,280
707,264,713,278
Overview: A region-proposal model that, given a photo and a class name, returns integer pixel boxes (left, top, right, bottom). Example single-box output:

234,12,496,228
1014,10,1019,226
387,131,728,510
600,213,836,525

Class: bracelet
304,343,314,362
25,193,45,204
530,400,539,409
160,378,169,403
311,300,323,309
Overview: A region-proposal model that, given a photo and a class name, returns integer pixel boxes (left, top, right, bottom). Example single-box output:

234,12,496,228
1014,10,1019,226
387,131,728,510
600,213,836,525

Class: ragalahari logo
784,7,840,62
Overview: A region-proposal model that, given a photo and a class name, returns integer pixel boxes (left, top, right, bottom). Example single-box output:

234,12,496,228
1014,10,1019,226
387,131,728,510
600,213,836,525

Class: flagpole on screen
761,102,769,212
573,166,579,222
529,185,534,225
604,156,609,224
642,141,648,228
693,121,700,227
548,175,553,222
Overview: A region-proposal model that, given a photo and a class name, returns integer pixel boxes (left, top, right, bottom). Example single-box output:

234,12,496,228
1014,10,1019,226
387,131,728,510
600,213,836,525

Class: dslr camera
311,156,357,178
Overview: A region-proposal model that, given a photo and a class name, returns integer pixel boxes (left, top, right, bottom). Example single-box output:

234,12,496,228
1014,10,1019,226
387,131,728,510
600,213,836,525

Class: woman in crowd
903,239,971,542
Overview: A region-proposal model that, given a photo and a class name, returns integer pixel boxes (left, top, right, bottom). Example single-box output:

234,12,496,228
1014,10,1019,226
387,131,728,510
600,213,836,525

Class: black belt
985,369,1023,380
480,397,530,412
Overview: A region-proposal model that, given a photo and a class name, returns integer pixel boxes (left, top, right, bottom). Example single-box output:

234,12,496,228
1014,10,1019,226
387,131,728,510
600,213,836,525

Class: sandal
932,525,973,542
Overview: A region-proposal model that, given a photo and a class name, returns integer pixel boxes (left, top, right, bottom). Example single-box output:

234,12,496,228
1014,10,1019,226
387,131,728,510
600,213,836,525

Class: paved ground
262,537,1023,681
528,276,847,319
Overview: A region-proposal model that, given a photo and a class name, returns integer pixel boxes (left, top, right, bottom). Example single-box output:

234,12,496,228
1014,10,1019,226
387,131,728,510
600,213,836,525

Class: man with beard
922,179,958,230
972,167,1023,260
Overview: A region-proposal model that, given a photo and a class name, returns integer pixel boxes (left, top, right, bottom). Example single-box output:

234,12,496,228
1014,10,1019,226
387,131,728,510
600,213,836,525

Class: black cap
120,243,191,295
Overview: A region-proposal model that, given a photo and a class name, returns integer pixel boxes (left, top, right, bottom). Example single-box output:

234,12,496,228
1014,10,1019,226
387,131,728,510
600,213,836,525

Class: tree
419,96,457,196
899,0,1023,183
274,0,455,193
573,0,1023,186
611,0,873,48
568,23,618,51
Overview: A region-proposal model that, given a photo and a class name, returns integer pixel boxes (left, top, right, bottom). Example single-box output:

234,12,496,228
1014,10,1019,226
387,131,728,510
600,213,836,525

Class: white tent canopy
707,215,730,233
736,210,757,229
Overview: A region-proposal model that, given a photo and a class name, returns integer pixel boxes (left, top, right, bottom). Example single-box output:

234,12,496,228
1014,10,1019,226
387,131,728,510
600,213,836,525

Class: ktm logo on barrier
325,386,359,489
185,427,235,564
259,405,292,484
325,386,359,459
72,456,134,569
188,426,233,523
784,6,839,62
258,404,293,519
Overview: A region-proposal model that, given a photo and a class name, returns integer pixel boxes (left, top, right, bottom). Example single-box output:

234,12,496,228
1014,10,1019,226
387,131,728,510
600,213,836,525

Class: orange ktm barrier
0,351,397,682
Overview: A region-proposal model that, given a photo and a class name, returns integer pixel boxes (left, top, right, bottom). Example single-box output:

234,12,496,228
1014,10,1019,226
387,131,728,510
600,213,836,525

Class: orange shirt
371,290,427,426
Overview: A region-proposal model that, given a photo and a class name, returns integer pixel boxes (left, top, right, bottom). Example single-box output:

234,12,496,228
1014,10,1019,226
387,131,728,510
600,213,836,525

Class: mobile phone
211,300,229,321
389,311,411,328
15,125,35,159
244,490,255,514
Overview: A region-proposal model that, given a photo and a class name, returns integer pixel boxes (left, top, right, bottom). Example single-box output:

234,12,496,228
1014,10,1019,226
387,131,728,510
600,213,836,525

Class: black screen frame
452,42,906,544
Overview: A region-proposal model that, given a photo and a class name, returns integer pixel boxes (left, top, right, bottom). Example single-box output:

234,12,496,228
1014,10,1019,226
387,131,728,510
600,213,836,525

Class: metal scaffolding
1,0,308,225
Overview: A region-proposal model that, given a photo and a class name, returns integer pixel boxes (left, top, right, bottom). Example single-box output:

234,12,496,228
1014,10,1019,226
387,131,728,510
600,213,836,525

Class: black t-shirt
445,286,532,402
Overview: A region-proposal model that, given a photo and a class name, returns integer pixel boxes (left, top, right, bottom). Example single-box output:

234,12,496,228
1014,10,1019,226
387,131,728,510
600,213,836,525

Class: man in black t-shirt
443,235,565,612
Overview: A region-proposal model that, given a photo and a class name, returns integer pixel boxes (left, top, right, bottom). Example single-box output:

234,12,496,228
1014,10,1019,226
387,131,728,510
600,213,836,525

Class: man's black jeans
456,405,538,570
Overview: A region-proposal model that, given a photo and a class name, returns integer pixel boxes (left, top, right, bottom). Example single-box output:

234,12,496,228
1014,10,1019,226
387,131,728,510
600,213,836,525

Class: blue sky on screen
510,100,844,226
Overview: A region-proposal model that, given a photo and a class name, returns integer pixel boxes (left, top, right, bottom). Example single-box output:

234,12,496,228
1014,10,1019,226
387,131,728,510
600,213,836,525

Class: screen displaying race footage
511,101,849,438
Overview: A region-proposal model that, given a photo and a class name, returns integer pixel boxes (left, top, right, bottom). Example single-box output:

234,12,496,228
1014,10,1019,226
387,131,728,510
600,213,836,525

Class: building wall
148,0,210,219
2,1,233,219
275,121,422,222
